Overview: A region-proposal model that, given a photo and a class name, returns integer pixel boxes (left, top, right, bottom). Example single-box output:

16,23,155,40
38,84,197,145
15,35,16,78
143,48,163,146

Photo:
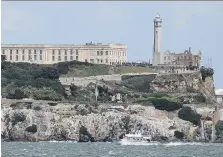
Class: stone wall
59,73,158,87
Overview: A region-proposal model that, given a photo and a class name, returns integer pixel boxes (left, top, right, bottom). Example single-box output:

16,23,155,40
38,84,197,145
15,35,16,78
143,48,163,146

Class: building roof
215,89,223,96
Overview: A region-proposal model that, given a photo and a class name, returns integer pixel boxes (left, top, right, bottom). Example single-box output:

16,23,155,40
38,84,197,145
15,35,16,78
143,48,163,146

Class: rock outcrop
1,101,208,142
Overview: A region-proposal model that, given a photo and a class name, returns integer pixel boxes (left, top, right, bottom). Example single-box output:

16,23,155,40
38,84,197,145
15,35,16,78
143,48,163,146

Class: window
52,56,55,61
34,50,36,54
64,56,67,61
22,55,25,60
85,59,87,62
10,55,12,60
29,55,32,61
76,56,78,61
106,51,108,55
64,50,67,55
101,51,103,55
70,50,73,55
10,50,12,55
29,50,31,55
90,59,94,63
97,59,99,63
34,55,37,60
164,57,166,60
106,59,108,63
76,50,79,55
40,55,42,60
16,55,19,61
2,50,5,55
101,59,103,63
58,56,61,61
97,51,100,55
22,50,25,54
58,50,61,55
52,50,55,55
70,56,73,60
40,50,42,55
16,50,19,54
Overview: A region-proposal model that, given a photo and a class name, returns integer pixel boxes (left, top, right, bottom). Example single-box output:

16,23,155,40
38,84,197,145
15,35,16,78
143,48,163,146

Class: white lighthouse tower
152,13,163,66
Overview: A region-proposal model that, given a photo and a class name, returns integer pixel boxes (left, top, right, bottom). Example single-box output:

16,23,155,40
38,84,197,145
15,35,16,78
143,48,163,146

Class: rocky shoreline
1,100,214,142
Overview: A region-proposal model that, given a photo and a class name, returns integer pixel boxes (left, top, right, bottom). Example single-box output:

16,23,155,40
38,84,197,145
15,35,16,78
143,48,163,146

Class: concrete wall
60,73,158,87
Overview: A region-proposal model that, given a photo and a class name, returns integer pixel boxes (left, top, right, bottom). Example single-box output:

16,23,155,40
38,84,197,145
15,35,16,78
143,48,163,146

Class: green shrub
149,97,182,111
200,66,214,81
215,120,223,142
36,67,60,80
149,93,169,98
56,62,70,74
178,106,201,125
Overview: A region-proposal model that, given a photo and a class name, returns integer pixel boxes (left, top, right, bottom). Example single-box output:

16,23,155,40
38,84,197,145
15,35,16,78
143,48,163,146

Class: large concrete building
1,42,127,65
152,14,202,67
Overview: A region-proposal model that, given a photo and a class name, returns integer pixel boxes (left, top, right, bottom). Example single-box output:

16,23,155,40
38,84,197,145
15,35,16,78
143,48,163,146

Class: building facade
1,42,127,65
216,89,223,103
152,14,202,67
163,48,202,67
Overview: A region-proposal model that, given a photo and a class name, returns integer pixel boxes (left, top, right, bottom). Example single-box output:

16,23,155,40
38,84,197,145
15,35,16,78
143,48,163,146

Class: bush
215,120,223,142
149,97,182,111
57,62,69,74
200,66,214,81
178,106,201,125
37,67,60,80
11,112,26,126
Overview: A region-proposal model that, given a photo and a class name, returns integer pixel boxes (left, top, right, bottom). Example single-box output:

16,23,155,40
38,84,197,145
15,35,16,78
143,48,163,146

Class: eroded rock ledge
1,101,213,142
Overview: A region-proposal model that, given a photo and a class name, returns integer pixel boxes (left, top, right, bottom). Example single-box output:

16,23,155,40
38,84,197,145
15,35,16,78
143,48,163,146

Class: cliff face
1,72,216,142
1,102,194,142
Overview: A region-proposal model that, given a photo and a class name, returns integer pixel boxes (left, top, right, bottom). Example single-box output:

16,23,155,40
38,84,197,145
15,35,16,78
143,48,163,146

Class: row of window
52,55,78,61
164,56,195,60
97,51,126,56
6,54,43,61
2,49,126,57
2,49,43,55
52,50,79,56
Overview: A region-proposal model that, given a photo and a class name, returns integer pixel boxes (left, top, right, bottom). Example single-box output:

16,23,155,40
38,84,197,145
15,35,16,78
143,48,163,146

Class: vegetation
215,120,223,142
1,61,64,101
200,66,214,81
121,75,157,92
136,93,182,111
178,106,202,125
118,66,155,74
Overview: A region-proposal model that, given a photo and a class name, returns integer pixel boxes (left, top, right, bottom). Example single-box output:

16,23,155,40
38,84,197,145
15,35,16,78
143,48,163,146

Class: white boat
120,131,158,145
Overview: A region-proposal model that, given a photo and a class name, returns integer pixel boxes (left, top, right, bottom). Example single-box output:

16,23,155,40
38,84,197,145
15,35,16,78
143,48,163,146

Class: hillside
1,61,154,101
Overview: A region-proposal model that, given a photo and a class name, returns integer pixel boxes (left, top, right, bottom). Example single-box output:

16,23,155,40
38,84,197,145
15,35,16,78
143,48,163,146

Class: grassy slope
61,64,155,77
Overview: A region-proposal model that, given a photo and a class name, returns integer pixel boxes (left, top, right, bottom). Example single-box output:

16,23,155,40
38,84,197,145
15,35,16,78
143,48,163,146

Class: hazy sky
2,1,223,88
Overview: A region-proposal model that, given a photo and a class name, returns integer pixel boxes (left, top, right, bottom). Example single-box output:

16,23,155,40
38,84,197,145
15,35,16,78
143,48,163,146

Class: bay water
2,141,223,157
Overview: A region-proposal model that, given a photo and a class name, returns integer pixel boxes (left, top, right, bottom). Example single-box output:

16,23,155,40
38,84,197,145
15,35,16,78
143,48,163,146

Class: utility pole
95,79,99,102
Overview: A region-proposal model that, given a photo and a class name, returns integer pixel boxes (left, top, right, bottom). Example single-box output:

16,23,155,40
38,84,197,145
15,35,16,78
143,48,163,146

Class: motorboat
120,130,158,145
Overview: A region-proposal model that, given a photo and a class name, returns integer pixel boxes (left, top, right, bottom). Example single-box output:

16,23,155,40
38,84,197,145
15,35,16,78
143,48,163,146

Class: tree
1,55,6,62
38,67,60,80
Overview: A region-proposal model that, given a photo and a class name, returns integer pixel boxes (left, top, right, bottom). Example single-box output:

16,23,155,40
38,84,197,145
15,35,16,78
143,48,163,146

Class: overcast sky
2,1,223,88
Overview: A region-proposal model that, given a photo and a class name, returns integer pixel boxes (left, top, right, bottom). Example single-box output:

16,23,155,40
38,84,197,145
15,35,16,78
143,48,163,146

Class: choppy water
2,141,223,157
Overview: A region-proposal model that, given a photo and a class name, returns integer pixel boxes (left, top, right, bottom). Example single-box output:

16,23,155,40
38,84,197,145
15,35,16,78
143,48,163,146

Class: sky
1,1,223,88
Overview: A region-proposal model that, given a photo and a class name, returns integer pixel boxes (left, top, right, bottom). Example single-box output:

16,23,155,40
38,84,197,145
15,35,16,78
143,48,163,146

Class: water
2,141,223,157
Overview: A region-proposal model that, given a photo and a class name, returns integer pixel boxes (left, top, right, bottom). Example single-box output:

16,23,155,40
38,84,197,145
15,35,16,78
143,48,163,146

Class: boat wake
164,142,203,146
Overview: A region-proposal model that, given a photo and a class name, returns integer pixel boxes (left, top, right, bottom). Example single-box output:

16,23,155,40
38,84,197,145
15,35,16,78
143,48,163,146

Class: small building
215,89,223,103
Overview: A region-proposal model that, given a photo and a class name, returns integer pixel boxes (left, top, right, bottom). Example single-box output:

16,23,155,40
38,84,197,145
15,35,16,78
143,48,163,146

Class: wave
164,142,203,146
48,140,77,143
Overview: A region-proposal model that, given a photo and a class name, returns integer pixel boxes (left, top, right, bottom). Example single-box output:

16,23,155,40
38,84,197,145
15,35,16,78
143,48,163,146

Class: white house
215,89,223,103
